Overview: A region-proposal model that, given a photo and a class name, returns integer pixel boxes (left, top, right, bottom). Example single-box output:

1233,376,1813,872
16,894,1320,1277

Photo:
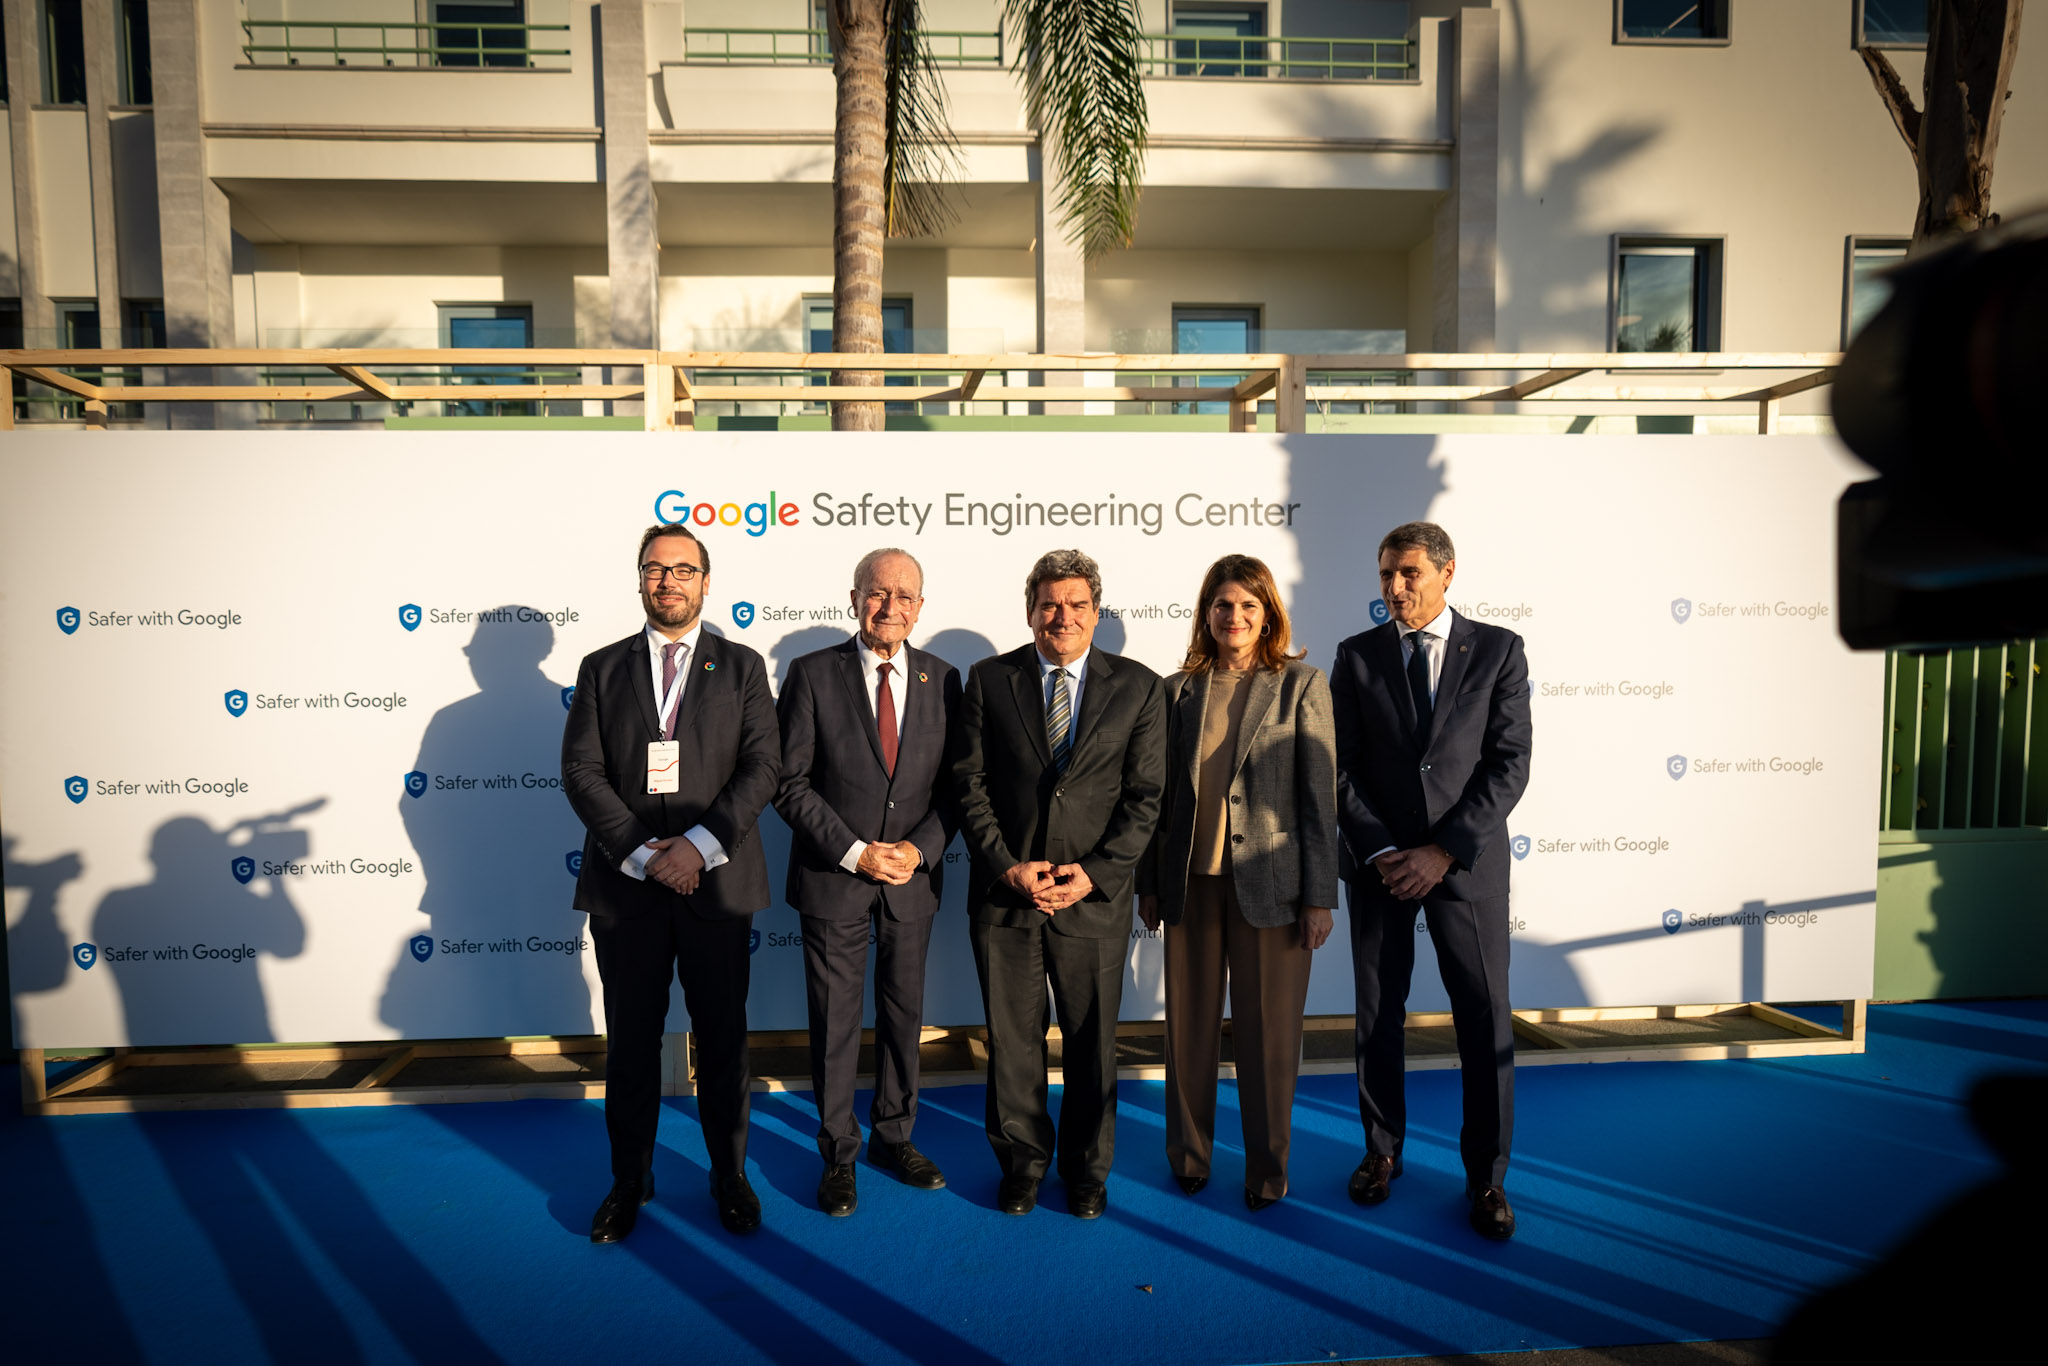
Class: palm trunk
831,1,888,431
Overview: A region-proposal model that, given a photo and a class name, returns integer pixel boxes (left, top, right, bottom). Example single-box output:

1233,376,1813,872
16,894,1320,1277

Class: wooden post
1758,397,1780,434
1275,355,1307,434
19,1049,47,1109
84,398,109,430
0,367,12,430
1842,999,1868,1044
673,367,695,431
647,362,676,432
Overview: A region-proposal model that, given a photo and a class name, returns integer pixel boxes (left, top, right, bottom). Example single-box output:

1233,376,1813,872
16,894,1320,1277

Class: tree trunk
830,1,888,431
1862,0,2025,244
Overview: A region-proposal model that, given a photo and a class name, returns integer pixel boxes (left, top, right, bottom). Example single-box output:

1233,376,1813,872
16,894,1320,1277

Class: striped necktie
1046,667,1073,772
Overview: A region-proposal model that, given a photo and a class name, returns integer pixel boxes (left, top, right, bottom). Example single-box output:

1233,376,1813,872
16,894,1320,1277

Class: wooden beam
1232,369,1278,401
1746,1003,1844,1041
44,1049,132,1100
351,1046,419,1090
1479,367,1590,401
672,366,693,400
84,398,109,430
648,363,676,432
1758,397,1781,434
1274,355,1307,433
11,365,105,400
19,1049,47,1107
1509,1014,1573,1050
326,363,396,399
958,369,986,400
0,369,13,430
1731,368,1837,403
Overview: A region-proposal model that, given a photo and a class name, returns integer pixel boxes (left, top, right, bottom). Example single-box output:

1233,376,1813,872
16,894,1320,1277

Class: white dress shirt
840,634,916,874
621,621,730,881
1367,606,1457,866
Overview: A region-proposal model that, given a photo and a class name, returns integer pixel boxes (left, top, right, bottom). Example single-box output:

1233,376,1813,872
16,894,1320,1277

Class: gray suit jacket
1143,659,1340,928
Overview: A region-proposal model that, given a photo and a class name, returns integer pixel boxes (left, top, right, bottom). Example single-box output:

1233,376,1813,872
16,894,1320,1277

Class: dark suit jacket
1330,616,1532,903
562,629,781,919
1144,660,1341,929
953,644,1167,937
774,639,963,923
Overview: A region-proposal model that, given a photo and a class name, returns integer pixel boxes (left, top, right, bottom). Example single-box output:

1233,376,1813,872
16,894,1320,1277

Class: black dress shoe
1067,1181,1108,1220
1467,1185,1516,1240
1348,1153,1402,1207
997,1174,1040,1215
590,1175,653,1243
1244,1187,1280,1212
869,1140,946,1190
1174,1172,1209,1196
712,1173,762,1234
817,1163,858,1217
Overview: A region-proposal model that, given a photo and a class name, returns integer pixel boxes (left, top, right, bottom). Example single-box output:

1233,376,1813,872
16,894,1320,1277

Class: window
440,304,534,416
1615,1,1731,44
1171,4,1267,78
1,9,9,104
1173,306,1261,414
1,300,21,420
1843,238,1908,345
43,1,87,104
1613,240,1722,352
804,295,915,412
123,298,165,348
119,0,152,104
1856,1,1928,48
432,1,527,69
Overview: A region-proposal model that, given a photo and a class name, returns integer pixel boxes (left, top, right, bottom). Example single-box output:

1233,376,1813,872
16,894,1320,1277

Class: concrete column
3,0,53,338
1431,7,1498,353
84,0,122,338
1033,153,1087,412
601,0,657,417
149,0,233,426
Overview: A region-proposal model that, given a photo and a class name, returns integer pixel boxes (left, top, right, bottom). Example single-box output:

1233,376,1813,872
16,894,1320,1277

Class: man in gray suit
1332,521,1532,1239
774,549,962,1217
953,549,1167,1220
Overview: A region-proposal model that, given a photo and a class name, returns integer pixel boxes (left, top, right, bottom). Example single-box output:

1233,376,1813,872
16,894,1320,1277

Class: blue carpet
7,1002,2043,1366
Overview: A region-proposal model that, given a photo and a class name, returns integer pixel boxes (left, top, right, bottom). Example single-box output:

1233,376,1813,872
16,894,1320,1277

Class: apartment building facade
1,1,2042,421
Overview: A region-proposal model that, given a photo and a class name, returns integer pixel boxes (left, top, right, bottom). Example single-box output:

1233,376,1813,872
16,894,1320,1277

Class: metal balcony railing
680,28,1003,66
1139,33,1416,81
1882,642,2048,832
239,20,572,69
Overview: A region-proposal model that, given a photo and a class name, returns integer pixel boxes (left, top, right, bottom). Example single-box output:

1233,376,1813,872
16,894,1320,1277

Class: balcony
678,28,1003,67
1136,33,1416,83
237,19,572,70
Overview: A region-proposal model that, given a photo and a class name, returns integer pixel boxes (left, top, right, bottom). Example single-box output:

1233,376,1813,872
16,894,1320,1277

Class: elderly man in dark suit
775,548,962,1217
953,549,1167,1220
1331,521,1532,1240
562,523,781,1243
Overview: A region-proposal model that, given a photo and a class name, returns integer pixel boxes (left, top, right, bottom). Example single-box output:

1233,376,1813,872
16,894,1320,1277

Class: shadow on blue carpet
5,1001,2041,1366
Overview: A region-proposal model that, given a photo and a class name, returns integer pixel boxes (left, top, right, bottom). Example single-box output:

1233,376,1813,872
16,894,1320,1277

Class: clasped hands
1001,860,1094,915
856,841,922,886
642,837,705,896
1374,843,1453,902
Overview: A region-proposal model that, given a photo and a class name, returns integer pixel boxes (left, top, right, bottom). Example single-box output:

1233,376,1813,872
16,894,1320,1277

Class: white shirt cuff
683,824,729,870
621,842,657,880
1366,845,1399,865
841,840,868,875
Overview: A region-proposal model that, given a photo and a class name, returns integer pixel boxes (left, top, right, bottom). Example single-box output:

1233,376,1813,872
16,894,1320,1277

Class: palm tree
823,1,1149,430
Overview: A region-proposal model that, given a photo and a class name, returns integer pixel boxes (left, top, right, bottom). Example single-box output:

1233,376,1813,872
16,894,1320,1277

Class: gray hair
1024,549,1102,609
1378,521,1456,570
852,547,924,596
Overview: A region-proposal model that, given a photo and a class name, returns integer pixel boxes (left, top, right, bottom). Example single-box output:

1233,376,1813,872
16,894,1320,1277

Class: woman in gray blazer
1140,553,1340,1210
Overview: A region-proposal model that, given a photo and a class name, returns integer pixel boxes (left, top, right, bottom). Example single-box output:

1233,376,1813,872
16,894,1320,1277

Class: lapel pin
704,661,717,672
1459,645,1467,653
917,671,929,683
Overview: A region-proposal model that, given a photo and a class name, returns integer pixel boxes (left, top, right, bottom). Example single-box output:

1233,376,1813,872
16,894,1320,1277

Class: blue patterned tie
1046,668,1073,772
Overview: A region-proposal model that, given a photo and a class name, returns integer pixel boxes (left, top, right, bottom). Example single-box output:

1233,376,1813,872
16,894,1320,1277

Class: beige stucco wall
32,109,99,299
0,118,17,296
1086,247,1411,349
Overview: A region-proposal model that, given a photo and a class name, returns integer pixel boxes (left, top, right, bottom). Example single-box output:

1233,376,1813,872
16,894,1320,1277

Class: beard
643,589,700,631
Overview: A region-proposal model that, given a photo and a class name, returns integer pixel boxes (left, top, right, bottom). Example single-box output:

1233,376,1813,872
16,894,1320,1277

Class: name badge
646,740,680,795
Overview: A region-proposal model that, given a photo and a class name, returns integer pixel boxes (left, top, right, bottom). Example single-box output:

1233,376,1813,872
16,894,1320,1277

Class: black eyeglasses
641,563,704,583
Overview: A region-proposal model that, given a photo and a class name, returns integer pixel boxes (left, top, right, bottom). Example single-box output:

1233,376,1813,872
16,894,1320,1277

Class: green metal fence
239,20,572,69
681,28,1003,66
1138,33,1416,81
1882,641,2048,831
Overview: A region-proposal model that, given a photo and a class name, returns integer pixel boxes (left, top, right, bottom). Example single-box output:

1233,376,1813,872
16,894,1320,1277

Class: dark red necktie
876,661,898,776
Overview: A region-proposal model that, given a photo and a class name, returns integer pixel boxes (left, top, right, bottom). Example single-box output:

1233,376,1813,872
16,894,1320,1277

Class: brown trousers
1164,873,1314,1200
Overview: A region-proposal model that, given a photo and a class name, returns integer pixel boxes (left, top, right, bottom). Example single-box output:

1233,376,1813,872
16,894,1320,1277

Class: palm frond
1003,0,1149,260
882,0,963,238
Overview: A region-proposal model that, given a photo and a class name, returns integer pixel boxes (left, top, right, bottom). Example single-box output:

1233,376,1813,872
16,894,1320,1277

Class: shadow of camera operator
381,609,590,1038
4,834,85,1001
91,808,318,1045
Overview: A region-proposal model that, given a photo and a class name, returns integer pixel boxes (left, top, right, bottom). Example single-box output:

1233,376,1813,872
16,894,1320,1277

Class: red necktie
876,661,898,776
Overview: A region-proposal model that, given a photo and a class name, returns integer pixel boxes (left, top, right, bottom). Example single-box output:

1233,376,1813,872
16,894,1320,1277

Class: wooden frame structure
0,349,1842,434
18,1002,1864,1116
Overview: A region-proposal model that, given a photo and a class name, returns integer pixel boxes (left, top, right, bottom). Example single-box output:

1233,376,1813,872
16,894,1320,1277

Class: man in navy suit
1331,521,1532,1239
562,523,781,1243
774,548,962,1217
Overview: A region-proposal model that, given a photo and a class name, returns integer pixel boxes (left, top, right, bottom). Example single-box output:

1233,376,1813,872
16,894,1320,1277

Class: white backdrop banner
2,432,1880,1048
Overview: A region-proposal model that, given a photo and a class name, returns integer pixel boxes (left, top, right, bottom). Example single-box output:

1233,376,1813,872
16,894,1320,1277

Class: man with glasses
563,523,781,1242
773,549,962,1217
